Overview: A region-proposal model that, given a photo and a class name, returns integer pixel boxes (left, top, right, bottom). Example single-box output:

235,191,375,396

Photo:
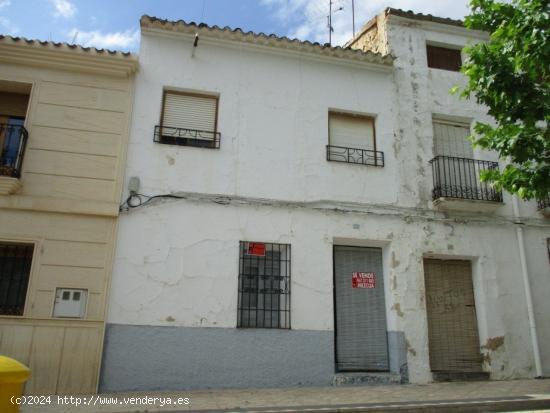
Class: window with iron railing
155,90,220,149
237,242,291,329
0,120,28,178
326,111,384,167
430,119,502,202
0,242,34,316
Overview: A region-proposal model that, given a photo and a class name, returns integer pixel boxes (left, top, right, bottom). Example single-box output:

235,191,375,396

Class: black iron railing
154,125,220,149
0,124,28,178
537,195,550,210
326,145,384,167
430,155,502,202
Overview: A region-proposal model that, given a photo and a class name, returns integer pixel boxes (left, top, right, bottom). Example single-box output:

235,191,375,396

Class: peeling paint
483,336,505,351
405,338,417,356
391,303,405,317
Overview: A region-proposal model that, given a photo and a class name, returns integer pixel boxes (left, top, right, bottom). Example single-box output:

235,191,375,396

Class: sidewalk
20,379,550,413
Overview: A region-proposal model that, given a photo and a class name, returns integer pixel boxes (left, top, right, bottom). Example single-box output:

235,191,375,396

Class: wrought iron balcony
326,145,384,167
537,195,550,210
430,155,502,202
0,123,28,178
154,125,220,149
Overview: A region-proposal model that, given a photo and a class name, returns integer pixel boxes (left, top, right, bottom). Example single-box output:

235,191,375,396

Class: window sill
0,176,22,195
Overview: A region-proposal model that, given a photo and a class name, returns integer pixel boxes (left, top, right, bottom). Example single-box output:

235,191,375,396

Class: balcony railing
0,123,28,178
430,155,502,202
154,125,220,149
537,195,550,210
326,145,384,167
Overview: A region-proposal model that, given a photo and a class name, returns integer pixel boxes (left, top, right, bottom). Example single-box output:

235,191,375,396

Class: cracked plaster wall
105,27,550,388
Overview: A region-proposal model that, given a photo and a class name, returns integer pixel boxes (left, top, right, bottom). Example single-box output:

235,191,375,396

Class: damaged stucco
104,14,550,391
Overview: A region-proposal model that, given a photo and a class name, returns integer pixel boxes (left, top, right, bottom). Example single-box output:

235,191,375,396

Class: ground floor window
237,241,290,329
0,241,34,315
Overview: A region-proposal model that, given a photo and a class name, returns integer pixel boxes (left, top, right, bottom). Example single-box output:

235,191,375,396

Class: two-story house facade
100,10,549,392
0,36,137,394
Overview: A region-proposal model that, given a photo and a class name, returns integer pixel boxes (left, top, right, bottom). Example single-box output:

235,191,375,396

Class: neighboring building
0,36,137,394
101,10,550,392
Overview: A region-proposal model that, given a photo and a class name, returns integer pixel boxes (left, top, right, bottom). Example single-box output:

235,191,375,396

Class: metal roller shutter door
334,246,388,371
424,259,483,372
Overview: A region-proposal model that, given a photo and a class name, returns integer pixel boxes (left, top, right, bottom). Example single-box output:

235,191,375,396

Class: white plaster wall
125,33,397,206
110,198,540,382
108,25,550,387
384,18,550,379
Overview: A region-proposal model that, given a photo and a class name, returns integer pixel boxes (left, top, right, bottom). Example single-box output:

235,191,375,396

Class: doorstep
332,372,402,386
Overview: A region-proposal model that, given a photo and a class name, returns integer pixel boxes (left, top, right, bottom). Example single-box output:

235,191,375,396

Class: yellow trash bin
0,356,30,413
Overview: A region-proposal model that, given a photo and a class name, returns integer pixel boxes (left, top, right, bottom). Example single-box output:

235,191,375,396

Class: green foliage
459,0,550,200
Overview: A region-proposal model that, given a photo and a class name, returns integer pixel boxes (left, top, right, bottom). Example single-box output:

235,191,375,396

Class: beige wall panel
57,327,101,394
0,92,29,117
85,292,104,320
29,289,55,318
21,172,116,202
35,266,105,293
0,63,130,92
0,210,113,243
26,326,64,394
28,126,121,157
41,240,107,269
38,82,128,113
0,324,33,365
32,103,126,134
24,149,117,181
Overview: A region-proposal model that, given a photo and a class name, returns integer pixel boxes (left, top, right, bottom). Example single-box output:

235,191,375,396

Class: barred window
238,242,290,329
0,242,34,315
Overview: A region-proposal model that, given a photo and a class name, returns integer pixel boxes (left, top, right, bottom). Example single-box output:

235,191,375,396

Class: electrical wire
119,193,187,212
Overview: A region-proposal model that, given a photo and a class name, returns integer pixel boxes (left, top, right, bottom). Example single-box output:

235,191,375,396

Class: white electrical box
53,288,87,318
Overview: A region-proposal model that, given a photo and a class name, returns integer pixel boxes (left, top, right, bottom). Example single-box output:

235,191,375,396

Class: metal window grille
426,45,462,71
237,242,290,329
0,242,34,315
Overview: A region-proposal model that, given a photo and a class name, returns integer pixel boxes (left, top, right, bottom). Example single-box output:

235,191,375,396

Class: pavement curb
158,396,550,413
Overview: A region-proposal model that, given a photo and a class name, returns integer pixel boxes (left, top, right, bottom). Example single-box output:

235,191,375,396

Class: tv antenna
327,0,343,46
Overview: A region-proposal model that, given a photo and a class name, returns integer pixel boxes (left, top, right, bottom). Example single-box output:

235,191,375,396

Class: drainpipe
512,195,543,378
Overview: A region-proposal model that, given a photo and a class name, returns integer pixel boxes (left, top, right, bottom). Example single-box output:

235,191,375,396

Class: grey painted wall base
100,324,335,392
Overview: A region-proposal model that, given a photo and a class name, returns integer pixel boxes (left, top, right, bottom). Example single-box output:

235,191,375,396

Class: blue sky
0,0,471,51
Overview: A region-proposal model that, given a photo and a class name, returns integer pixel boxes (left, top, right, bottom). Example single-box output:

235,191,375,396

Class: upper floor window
0,82,31,179
326,111,384,167
426,45,462,71
154,90,220,149
0,241,34,316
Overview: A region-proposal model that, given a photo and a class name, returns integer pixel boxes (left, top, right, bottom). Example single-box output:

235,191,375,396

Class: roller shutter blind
424,259,482,372
329,113,375,150
162,92,217,133
433,121,473,158
334,246,388,371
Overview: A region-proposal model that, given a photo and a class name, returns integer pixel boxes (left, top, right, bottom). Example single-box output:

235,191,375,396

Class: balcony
326,145,384,167
0,123,28,195
537,195,550,218
429,155,503,212
154,125,220,149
